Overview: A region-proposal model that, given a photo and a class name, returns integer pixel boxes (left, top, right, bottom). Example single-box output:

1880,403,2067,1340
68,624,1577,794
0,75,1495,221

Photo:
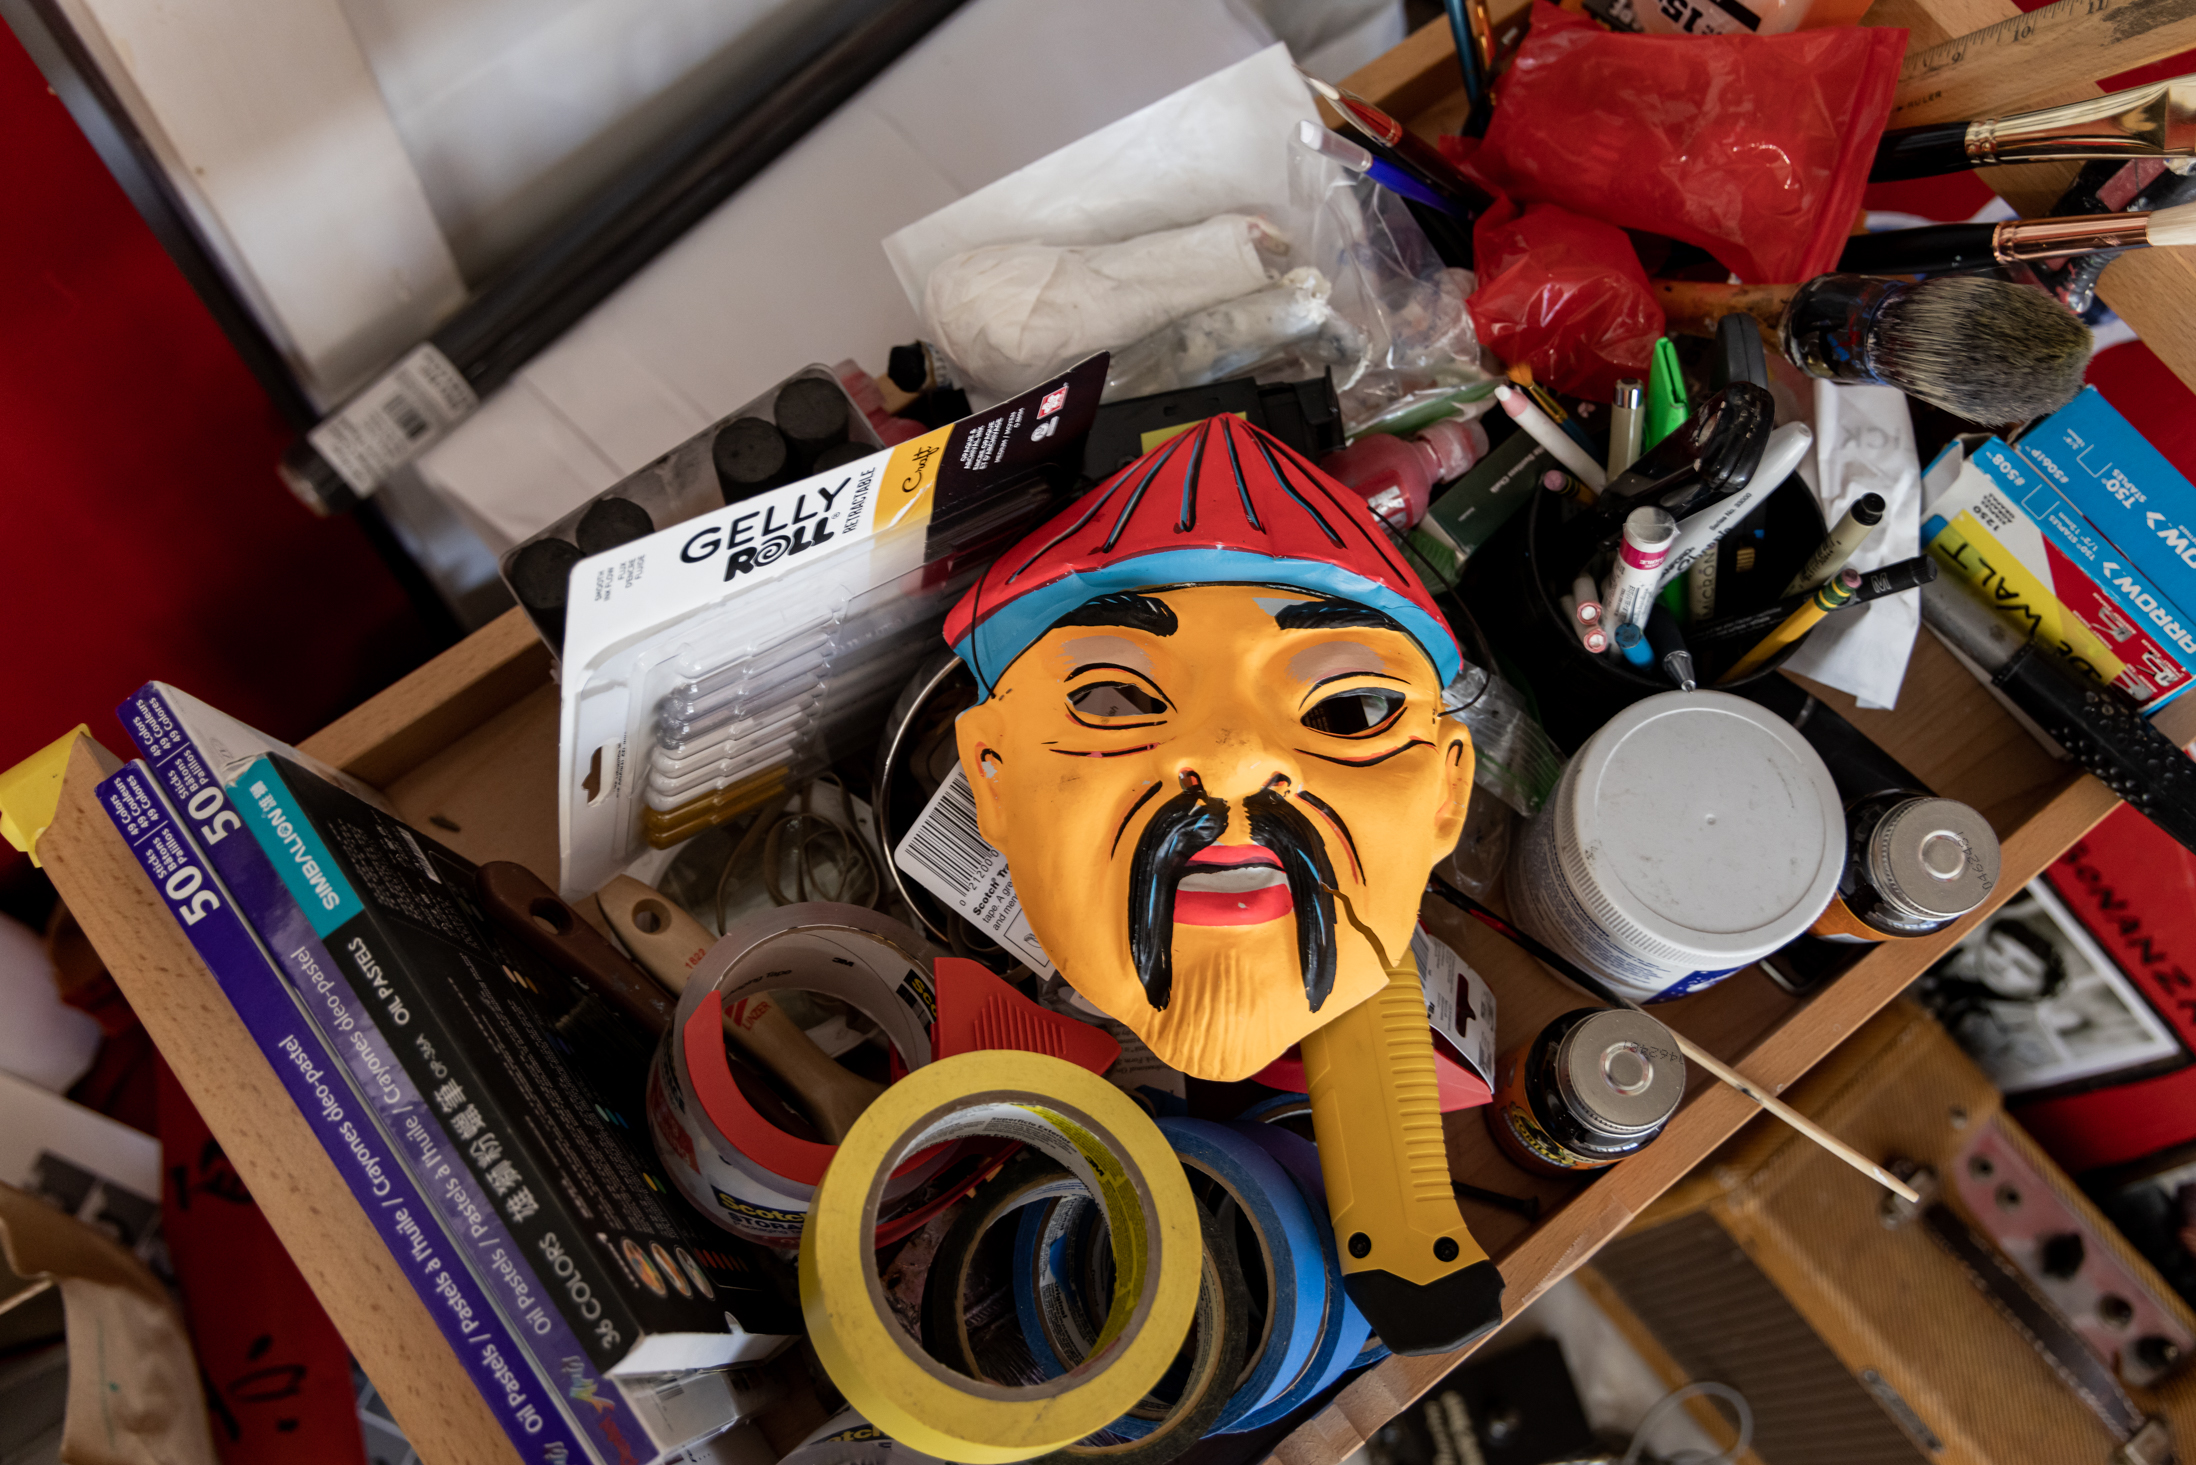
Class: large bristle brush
1656,274,2092,425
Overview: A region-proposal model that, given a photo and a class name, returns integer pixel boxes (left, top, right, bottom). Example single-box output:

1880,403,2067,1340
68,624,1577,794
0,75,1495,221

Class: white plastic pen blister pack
557,358,1106,900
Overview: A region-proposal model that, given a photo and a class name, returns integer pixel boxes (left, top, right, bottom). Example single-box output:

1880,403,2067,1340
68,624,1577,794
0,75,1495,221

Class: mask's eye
1069,682,1167,718
1303,688,1405,737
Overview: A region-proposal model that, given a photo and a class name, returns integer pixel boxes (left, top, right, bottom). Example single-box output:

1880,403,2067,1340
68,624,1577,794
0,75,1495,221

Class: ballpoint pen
1294,122,1478,219
1299,72,1496,218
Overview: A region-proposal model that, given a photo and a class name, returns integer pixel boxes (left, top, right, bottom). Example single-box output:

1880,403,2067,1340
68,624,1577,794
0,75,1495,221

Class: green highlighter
1643,338,1690,451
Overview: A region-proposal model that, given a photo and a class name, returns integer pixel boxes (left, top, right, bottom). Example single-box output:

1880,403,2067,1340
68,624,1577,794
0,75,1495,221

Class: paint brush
1838,200,2196,276
1872,72,2196,181
1440,0,1496,137
2041,163,2196,316
1653,274,2093,424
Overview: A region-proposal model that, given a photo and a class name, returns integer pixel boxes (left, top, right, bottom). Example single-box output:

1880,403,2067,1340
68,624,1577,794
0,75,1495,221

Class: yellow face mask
955,584,1473,1081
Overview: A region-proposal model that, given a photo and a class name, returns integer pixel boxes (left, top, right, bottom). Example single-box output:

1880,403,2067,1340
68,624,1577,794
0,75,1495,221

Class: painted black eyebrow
1050,592,1178,637
1298,669,1407,707
1271,599,1408,635
1065,661,1165,682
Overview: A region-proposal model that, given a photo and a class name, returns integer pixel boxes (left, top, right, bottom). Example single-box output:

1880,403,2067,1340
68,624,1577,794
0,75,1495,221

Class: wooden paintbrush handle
1668,1029,1920,1204
720,995,885,1142
597,875,713,991
1654,280,1798,339
596,875,884,1142
476,863,674,1038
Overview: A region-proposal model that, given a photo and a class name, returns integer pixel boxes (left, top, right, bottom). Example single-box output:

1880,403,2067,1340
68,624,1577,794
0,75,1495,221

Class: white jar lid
1561,691,1845,966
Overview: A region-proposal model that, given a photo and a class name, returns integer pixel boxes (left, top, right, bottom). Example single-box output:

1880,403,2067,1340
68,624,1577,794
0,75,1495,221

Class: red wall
0,29,434,888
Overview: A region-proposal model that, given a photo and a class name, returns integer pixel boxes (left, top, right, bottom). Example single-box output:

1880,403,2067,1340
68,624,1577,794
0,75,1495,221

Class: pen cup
1462,481,1826,751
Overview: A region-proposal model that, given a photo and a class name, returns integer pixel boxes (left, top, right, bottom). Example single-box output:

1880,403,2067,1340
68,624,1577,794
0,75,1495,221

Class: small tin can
1486,1008,1686,1175
1810,794,1999,943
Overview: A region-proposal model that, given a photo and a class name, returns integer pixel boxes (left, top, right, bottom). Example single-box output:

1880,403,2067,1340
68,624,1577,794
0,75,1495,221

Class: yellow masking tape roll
800,1052,1199,1463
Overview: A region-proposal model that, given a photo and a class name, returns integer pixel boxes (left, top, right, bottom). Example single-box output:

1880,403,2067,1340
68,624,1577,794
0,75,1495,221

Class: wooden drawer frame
37,3,2196,1459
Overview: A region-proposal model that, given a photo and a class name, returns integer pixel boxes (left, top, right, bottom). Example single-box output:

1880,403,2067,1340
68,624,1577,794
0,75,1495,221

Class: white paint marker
1656,422,1816,591
1497,385,1607,491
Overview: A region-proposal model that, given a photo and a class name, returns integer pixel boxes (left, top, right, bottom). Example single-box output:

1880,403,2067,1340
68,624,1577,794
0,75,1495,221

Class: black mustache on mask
1124,782,1340,1013
1246,787,1339,1011
1126,785,1229,1011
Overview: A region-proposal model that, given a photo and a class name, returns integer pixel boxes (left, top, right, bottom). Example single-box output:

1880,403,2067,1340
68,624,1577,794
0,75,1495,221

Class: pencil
1715,568,1861,683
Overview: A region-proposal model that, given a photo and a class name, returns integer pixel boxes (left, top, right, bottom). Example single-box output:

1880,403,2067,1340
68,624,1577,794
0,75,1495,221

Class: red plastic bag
1465,2,1905,283
1467,198,1663,401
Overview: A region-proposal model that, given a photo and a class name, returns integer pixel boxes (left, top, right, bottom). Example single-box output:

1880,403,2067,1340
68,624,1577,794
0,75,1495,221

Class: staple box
1923,440,2196,709
2014,386,2196,624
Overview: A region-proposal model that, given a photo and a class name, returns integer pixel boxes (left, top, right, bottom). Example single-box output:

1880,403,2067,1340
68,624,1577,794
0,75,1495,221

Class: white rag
921,214,1280,396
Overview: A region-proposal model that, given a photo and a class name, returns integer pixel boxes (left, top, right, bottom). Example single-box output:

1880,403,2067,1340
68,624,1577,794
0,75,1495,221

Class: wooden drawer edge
39,740,522,1465
300,608,549,790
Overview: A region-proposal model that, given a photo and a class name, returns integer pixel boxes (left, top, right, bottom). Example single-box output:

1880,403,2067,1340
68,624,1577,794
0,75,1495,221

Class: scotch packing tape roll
802,1052,1200,1463
646,903,948,1244
1151,1118,1329,1434
781,1408,947,1465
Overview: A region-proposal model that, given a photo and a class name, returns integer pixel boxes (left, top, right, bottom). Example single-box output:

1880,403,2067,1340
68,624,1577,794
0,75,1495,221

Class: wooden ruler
1890,0,2196,126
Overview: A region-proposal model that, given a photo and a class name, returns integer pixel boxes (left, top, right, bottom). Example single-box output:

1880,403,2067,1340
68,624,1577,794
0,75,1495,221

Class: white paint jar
1508,691,1846,1002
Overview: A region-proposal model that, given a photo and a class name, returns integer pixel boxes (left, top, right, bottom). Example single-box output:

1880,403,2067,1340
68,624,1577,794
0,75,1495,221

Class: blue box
2014,387,2196,621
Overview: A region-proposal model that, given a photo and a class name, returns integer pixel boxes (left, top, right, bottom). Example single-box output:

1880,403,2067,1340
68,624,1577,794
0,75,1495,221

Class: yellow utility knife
1300,947,1504,1354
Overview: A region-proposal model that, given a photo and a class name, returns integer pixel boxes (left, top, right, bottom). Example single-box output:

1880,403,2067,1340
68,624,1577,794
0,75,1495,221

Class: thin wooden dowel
1428,881,1923,1205
1663,1027,1921,1203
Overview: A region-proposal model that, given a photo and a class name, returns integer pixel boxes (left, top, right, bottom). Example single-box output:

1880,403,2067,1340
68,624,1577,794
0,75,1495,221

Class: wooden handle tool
596,875,885,1142
475,862,674,1037
1653,280,1799,340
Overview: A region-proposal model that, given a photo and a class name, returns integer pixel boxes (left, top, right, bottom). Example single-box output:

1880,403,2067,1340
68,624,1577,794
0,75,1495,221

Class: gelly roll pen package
500,365,887,651
556,357,1106,900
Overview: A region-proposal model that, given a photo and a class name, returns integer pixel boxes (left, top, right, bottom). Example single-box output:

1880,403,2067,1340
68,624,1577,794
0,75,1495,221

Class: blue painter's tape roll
1154,1117,1329,1434
1015,1194,1184,1442
1221,1122,1368,1432
1235,1093,1391,1374
1009,1183,1097,1382
1009,1115,1337,1438
1234,1090,1317,1125
1013,1191,1107,1383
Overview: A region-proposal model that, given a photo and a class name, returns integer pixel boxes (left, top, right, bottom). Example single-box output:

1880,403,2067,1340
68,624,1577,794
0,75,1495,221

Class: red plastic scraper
930,957,1120,1074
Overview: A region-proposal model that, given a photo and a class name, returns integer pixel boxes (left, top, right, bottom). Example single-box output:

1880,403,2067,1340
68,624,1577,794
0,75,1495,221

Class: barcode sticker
1412,926,1498,1088
894,764,1053,975
307,344,479,495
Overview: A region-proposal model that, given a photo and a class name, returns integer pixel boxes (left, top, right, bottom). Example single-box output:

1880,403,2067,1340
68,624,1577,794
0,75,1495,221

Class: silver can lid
1868,797,2000,922
1554,1009,1686,1137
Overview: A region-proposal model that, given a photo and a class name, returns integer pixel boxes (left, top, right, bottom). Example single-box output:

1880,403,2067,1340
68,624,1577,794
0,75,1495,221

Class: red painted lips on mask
1174,843,1291,927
